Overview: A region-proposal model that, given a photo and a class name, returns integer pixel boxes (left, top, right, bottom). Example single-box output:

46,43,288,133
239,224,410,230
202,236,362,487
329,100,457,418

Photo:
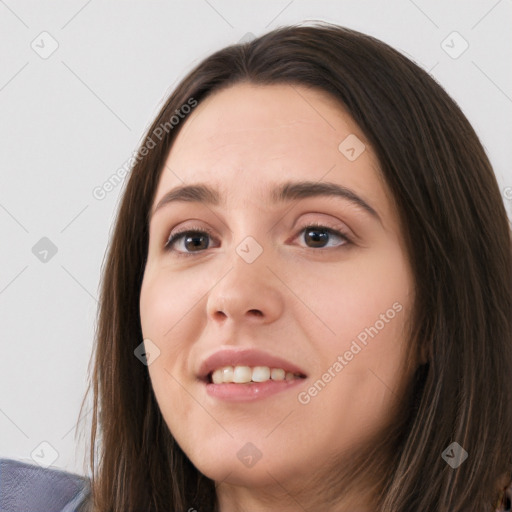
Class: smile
209,365,305,384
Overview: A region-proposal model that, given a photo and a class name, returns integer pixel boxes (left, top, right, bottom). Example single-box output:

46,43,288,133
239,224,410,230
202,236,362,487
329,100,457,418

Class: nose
205,241,285,325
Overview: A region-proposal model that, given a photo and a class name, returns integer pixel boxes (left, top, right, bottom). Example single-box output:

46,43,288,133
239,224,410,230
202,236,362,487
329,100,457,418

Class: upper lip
197,348,308,381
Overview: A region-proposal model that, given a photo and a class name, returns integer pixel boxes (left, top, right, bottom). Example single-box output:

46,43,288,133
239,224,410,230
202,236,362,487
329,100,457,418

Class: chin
187,444,310,488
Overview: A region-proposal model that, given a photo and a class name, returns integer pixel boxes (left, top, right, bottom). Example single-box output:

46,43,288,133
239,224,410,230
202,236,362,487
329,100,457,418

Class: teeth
221,366,234,381
210,366,301,384
271,368,285,381
233,366,252,383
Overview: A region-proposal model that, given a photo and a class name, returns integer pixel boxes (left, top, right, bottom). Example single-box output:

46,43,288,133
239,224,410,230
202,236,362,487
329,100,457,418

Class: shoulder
0,457,91,512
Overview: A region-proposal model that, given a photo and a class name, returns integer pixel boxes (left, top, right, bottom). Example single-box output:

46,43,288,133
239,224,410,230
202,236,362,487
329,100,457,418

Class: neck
216,484,376,512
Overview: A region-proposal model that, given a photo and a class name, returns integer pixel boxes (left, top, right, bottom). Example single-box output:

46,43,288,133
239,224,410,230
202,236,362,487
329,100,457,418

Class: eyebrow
150,180,381,223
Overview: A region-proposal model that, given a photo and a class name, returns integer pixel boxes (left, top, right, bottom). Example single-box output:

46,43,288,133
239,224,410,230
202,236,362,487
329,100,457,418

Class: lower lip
203,378,306,402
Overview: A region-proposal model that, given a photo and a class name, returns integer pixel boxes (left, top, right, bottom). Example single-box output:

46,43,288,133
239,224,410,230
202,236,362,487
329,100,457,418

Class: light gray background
1,0,511,478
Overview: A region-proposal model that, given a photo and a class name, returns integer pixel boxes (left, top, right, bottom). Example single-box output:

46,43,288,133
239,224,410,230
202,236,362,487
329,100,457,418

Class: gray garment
0,458,91,512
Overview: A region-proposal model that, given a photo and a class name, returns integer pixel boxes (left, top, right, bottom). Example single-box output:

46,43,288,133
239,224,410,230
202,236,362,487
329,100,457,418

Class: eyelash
163,222,351,257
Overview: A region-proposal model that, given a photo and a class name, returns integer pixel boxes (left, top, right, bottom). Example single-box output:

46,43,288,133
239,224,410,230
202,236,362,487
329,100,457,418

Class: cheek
139,272,206,426
294,248,410,340
139,270,207,384
140,269,202,338
294,245,412,391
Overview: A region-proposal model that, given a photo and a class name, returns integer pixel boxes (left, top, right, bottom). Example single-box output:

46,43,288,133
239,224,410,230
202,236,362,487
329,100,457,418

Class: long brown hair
78,21,512,511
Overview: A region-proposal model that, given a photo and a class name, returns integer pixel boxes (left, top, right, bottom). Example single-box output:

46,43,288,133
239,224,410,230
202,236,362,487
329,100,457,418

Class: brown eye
164,228,217,256
163,223,351,258
298,224,350,249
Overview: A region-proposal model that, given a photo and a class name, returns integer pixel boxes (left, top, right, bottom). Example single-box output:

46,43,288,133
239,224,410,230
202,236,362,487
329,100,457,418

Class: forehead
169,82,368,162
154,83,390,216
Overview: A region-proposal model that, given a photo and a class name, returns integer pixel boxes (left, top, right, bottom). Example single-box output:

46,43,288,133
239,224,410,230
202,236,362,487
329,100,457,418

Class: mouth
204,365,306,384
197,348,308,401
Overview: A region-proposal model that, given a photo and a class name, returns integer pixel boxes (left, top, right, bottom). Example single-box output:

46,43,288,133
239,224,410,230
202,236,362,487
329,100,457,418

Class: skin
139,83,419,511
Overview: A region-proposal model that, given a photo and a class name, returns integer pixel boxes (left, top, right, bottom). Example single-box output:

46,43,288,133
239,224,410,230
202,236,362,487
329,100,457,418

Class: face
139,83,417,493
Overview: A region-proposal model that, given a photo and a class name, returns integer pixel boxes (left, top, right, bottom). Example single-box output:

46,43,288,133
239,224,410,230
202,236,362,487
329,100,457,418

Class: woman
3,21,511,512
